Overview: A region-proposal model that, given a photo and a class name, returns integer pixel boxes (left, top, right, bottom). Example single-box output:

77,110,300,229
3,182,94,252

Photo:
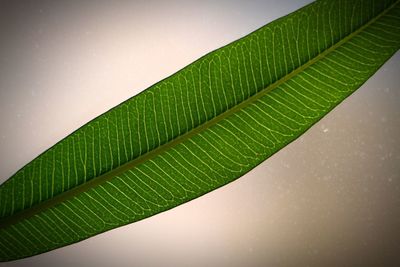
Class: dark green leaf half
0,0,399,261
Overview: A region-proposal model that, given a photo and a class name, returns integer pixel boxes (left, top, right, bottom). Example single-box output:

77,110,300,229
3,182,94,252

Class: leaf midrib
0,0,397,229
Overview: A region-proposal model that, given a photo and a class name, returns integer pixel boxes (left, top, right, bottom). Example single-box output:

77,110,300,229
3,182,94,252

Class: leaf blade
0,0,399,261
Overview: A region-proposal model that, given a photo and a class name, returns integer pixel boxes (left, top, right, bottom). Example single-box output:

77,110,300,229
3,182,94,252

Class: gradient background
0,1,399,266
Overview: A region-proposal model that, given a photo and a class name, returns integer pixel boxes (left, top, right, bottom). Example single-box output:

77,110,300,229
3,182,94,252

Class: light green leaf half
1,0,399,261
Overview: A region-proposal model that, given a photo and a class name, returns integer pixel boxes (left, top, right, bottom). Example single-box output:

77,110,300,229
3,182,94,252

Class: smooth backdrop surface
0,1,399,266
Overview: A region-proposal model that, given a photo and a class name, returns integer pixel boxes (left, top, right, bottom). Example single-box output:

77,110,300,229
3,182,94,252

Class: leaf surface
0,0,399,261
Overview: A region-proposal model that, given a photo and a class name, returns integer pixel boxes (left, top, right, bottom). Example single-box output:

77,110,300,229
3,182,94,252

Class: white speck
283,163,290,168
320,124,329,133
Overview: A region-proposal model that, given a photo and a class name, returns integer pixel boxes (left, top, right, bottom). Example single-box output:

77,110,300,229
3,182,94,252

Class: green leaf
1,0,399,261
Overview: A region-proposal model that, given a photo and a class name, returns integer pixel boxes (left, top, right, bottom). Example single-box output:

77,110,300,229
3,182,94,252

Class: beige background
0,1,399,266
